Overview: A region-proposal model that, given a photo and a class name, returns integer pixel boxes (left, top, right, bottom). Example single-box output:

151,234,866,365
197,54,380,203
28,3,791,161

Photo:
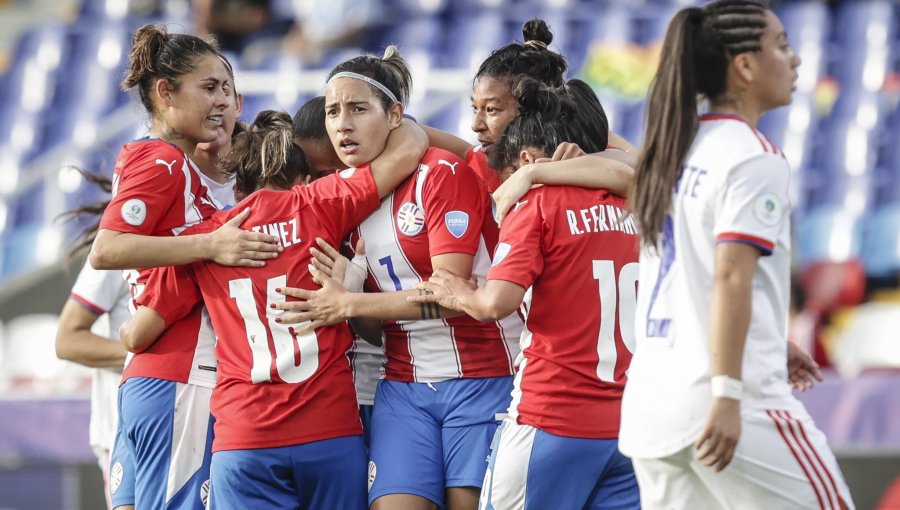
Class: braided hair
631,0,769,247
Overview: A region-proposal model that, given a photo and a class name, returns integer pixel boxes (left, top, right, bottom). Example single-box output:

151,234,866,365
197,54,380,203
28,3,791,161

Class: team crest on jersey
367,461,377,492
109,462,124,494
200,479,210,506
753,192,782,226
121,198,147,226
444,211,469,238
492,243,511,266
396,202,425,236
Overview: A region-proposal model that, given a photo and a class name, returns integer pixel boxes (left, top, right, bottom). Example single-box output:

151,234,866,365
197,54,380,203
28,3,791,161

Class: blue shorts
117,378,214,510
481,420,640,510
359,404,374,449
368,376,513,507
208,435,367,510
109,421,136,509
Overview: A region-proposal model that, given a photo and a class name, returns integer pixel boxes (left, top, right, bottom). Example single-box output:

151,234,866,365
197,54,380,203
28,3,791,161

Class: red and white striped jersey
488,186,639,439
353,147,521,383
99,138,223,388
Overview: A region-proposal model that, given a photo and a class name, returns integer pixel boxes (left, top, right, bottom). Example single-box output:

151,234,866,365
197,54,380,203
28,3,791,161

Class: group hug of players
56,1,858,509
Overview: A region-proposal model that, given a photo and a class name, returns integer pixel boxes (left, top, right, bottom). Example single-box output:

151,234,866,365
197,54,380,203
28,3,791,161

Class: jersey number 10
229,275,320,384
593,260,638,382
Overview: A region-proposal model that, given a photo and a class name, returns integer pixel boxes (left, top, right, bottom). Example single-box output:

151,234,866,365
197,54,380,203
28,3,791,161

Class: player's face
159,54,231,145
297,136,345,180
749,10,800,111
325,77,401,168
471,76,519,149
196,91,242,154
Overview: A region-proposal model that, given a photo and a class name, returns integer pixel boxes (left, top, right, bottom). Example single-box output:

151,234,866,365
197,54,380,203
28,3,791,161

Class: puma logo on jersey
514,200,529,211
156,159,177,174
438,160,459,174
199,195,216,208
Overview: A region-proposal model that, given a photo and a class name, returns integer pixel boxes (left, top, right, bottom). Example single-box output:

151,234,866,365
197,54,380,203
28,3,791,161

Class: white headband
327,71,399,104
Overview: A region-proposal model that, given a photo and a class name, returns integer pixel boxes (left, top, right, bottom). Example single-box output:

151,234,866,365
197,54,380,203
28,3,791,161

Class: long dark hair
57,169,113,263
631,0,768,247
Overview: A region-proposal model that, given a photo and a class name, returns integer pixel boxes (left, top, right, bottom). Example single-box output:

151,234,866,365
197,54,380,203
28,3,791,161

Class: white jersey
69,258,130,453
349,336,385,406
620,114,798,458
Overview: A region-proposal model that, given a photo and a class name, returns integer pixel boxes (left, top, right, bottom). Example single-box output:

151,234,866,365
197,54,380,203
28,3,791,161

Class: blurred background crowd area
0,0,899,508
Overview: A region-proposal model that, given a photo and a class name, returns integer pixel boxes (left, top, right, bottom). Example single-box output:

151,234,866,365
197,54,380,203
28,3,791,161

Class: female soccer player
469,18,635,192
276,47,522,510
91,26,278,510
120,108,428,509
410,77,641,510
619,2,854,508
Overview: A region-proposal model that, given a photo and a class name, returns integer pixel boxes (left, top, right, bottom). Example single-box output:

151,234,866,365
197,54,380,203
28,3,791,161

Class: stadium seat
833,0,895,95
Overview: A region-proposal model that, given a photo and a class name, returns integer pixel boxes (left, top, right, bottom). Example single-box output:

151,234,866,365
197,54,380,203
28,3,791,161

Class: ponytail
631,0,768,247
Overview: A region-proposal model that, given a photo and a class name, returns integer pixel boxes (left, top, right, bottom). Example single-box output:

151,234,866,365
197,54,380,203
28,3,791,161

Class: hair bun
522,18,553,47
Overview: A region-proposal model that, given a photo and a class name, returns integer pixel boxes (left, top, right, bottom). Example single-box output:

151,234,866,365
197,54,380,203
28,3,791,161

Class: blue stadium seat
440,11,507,69
833,0,895,95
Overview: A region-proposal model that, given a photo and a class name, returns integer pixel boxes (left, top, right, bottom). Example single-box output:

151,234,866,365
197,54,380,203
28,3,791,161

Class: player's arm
410,269,526,322
274,251,472,330
55,300,128,368
119,306,168,354
493,153,634,225
91,208,281,270
695,241,758,471
369,118,429,198
420,124,471,159
608,130,639,156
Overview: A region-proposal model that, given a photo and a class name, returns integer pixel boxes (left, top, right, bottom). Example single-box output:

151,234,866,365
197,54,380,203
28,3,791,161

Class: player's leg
630,448,721,509
294,435,367,510
369,380,444,510
690,407,854,510
584,440,640,510
109,417,135,510
207,447,297,510
442,376,513,510
119,378,213,510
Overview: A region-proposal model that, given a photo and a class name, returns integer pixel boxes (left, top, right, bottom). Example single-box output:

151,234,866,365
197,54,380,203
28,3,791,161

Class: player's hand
208,208,282,267
695,397,741,472
273,268,349,332
551,142,586,161
492,167,541,226
408,268,476,312
310,238,368,293
786,341,823,391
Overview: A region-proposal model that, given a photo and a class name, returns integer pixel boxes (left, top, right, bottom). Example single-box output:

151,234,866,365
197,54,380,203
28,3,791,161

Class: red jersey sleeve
422,152,486,257
300,165,380,241
486,191,544,290
465,145,501,193
100,142,190,235
135,265,202,327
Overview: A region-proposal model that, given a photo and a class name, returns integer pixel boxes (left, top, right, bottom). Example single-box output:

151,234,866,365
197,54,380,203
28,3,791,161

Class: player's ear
387,102,403,129
519,149,535,165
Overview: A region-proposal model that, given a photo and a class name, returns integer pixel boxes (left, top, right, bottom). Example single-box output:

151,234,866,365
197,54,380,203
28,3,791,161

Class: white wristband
710,375,743,400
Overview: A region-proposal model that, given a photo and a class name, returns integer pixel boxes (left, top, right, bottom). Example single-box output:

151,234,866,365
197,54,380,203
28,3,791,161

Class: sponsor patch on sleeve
444,210,470,238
